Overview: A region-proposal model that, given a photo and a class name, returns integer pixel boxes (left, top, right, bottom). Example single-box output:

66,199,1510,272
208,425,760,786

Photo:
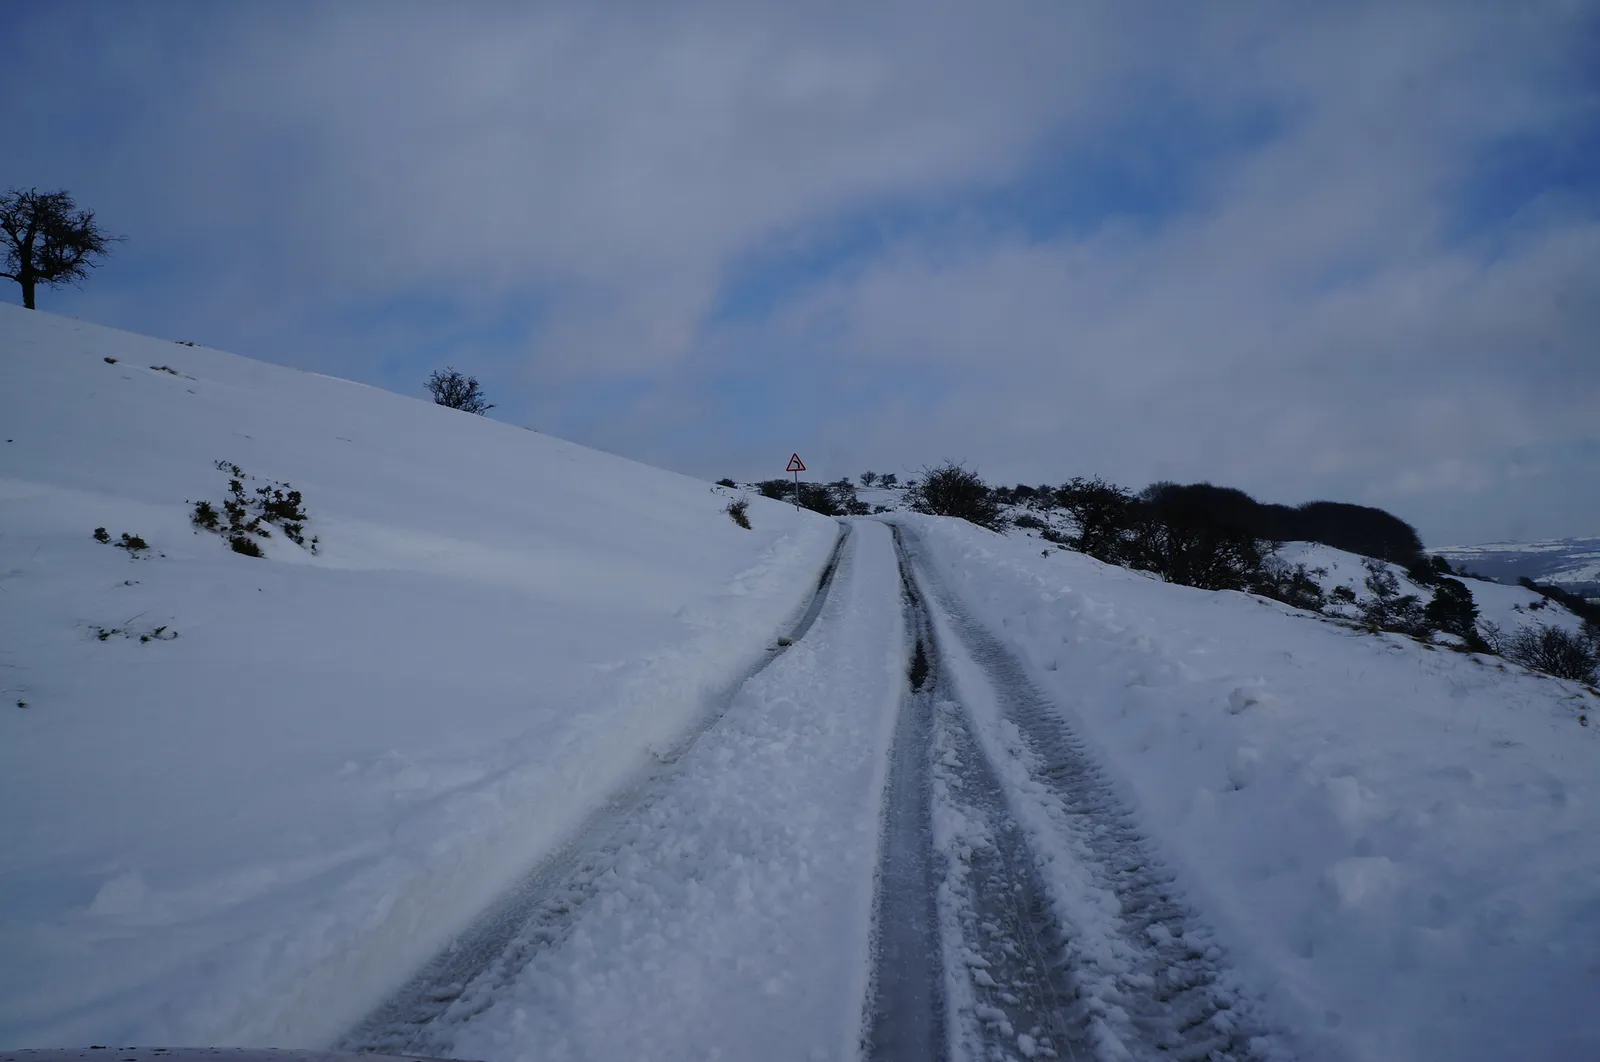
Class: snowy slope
0,306,838,1048
1274,541,1590,640
907,514,1600,1062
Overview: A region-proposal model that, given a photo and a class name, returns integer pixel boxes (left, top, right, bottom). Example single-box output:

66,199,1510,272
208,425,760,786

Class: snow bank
902,514,1600,1062
445,522,906,1062
0,306,837,1048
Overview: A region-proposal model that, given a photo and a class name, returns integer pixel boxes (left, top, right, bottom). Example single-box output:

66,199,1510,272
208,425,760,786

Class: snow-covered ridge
0,305,837,1047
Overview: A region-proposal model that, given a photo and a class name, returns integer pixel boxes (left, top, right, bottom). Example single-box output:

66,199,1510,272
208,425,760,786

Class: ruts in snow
344,518,1287,1061
867,524,1288,1062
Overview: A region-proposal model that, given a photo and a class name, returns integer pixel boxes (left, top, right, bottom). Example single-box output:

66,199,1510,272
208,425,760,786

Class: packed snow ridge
2,304,1598,1062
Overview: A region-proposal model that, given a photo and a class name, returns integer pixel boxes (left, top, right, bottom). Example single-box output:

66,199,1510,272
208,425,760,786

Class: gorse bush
192,462,318,558
92,527,151,553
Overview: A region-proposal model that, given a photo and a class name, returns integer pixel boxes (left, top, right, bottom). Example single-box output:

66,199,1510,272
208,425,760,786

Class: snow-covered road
343,519,906,1061
337,520,1288,1062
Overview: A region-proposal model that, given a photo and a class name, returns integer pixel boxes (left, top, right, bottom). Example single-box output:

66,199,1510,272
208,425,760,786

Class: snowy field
4,305,1598,1061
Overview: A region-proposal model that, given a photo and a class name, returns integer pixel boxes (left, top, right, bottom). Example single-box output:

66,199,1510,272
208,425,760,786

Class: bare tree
1,189,121,309
909,462,1003,529
425,368,495,414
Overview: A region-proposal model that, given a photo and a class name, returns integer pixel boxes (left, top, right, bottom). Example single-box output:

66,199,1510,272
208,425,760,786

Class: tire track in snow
867,526,1092,1062
893,522,1287,1062
339,523,853,1056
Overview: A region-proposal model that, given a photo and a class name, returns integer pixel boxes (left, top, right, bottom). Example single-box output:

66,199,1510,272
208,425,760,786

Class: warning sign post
786,453,806,510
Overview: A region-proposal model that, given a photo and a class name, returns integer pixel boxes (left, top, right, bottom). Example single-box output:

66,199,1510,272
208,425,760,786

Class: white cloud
5,0,1597,540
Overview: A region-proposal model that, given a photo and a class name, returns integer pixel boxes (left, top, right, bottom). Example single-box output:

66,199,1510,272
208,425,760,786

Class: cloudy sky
7,1,1598,545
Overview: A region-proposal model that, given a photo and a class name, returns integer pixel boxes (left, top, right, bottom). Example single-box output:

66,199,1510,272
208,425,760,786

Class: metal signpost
786,453,806,510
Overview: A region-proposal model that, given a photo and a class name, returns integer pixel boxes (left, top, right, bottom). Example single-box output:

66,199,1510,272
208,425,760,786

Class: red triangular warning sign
786,453,806,473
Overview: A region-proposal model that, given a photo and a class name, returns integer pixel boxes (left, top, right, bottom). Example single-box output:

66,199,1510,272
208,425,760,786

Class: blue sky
5,1,1598,545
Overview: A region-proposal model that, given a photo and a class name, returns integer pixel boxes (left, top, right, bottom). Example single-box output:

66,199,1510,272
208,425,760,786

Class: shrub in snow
798,482,842,516
752,478,841,514
424,367,494,414
1502,625,1599,684
1053,476,1140,564
1423,578,1482,648
1012,513,1047,530
229,535,263,558
726,497,751,530
1114,484,1271,592
716,478,738,488
1357,560,1433,638
879,473,898,488
828,478,872,516
910,462,1004,530
1252,559,1327,612
92,527,150,552
191,462,317,558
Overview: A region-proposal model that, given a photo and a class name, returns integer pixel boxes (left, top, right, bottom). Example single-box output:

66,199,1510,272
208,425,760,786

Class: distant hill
1431,537,1600,598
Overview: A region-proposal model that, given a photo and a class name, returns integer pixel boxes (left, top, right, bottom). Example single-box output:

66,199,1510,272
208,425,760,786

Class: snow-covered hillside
4,306,1598,1062
0,305,837,1047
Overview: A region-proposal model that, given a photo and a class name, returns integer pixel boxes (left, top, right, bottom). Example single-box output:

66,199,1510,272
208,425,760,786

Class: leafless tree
1,189,121,309
425,368,495,414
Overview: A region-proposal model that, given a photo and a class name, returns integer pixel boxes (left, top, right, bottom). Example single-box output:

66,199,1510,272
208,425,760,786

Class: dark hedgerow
717,478,738,488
